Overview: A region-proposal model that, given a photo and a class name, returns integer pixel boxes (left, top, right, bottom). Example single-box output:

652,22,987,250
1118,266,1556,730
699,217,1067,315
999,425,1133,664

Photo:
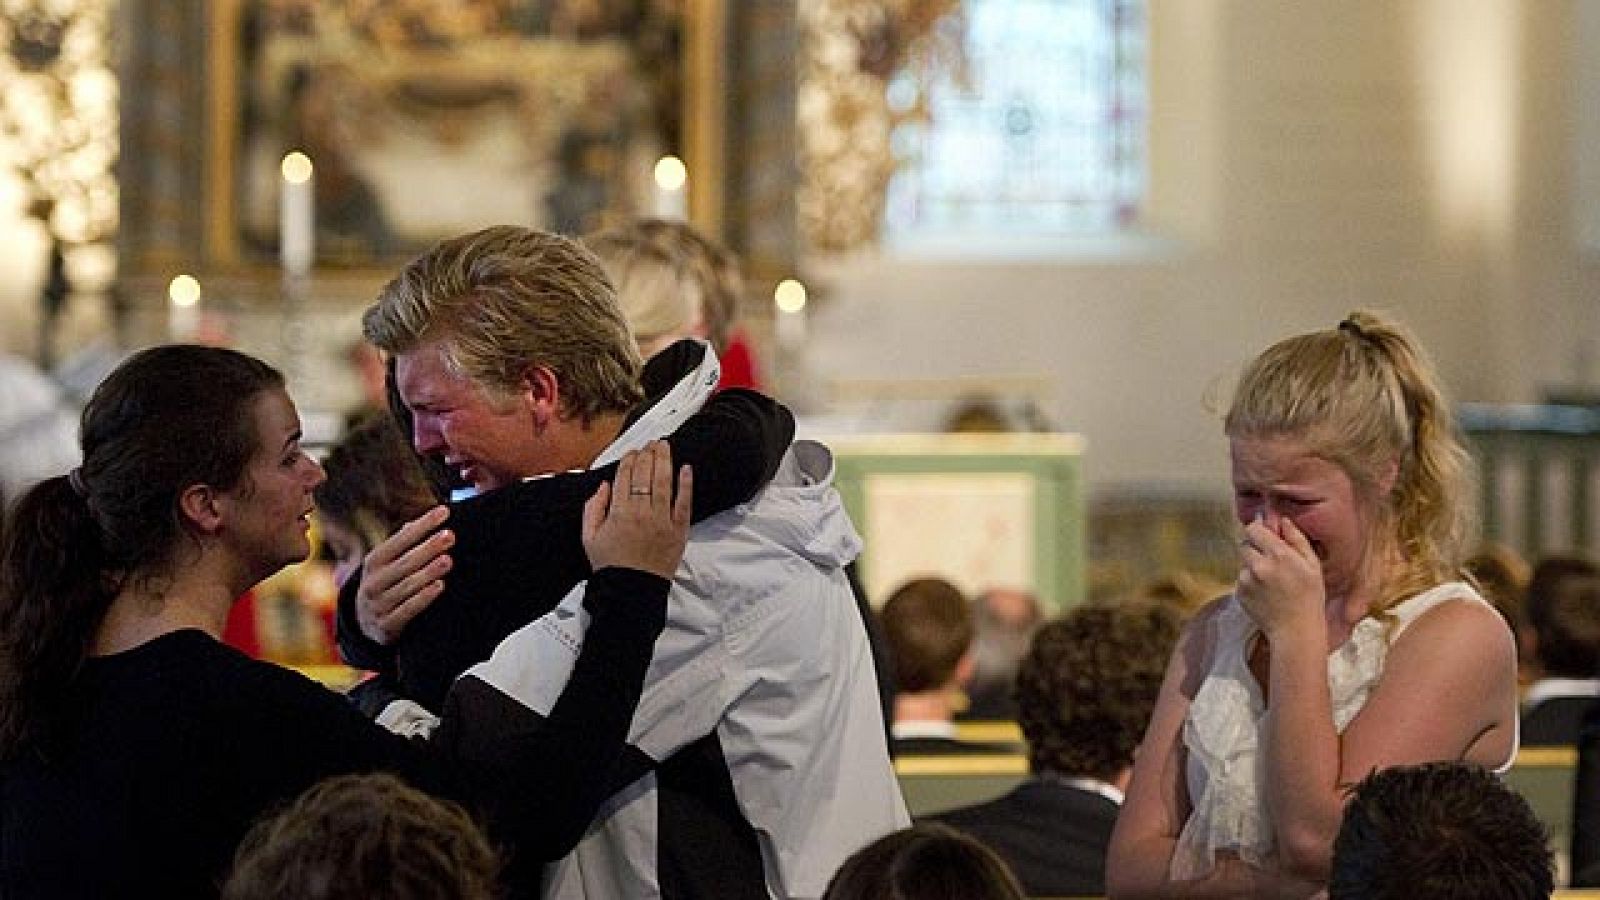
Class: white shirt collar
1522,677,1600,709
593,342,721,468
1037,771,1125,806
892,719,959,741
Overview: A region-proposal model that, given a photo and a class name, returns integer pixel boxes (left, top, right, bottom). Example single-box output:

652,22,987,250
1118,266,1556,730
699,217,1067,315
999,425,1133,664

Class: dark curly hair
1015,601,1180,782
223,772,500,900
1330,762,1553,899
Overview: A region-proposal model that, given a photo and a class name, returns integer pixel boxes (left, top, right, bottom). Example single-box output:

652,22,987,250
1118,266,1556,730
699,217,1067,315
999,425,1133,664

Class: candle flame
168,275,201,308
281,152,314,185
654,155,688,191
774,279,807,313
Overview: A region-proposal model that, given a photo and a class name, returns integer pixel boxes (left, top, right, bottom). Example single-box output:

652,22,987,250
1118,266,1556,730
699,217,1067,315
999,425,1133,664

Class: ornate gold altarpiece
115,0,801,378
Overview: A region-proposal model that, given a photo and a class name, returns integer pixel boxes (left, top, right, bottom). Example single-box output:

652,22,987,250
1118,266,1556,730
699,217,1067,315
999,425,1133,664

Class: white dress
1169,581,1512,879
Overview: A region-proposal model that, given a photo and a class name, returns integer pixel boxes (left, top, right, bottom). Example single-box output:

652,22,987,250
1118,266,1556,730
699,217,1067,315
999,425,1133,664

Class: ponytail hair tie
67,467,88,498
1338,318,1367,341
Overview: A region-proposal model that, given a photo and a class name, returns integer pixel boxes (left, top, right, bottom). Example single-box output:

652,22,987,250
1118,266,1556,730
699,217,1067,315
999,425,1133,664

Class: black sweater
0,568,667,900
338,356,795,712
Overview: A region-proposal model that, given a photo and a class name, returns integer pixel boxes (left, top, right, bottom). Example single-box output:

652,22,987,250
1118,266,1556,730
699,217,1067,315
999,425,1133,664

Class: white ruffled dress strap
1172,598,1271,878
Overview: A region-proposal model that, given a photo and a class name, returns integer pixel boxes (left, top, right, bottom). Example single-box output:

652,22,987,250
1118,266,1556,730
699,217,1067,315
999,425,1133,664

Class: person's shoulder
1390,585,1514,663
926,794,1011,833
1400,582,1507,635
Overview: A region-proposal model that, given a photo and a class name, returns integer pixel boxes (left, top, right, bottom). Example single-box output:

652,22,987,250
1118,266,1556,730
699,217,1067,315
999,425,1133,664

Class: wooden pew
1508,745,1580,884
900,735,1582,884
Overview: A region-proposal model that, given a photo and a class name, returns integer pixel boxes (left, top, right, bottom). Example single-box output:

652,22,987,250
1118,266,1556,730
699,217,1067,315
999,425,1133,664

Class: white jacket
461,349,908,899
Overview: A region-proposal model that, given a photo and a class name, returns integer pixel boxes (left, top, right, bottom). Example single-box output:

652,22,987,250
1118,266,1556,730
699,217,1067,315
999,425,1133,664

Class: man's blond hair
364,226,643,422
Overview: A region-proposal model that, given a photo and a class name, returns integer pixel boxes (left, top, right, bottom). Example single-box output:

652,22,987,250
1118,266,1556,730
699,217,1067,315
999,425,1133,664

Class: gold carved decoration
0,1,117,246
797,0,963,254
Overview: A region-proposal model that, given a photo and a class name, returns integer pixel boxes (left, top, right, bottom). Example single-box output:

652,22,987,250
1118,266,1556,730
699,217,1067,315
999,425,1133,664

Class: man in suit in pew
932,601,1180,897
1520,556,1600,746
879,578,1015,756
960,587,1042,722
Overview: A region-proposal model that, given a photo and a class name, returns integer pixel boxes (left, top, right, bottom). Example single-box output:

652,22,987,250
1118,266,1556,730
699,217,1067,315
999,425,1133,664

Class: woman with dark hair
0,344,691,898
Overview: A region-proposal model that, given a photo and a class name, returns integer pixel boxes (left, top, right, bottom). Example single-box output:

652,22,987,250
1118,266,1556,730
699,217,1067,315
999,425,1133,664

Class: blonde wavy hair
1224,310,1476,614
363,226,643,423
586,226,706,358
591,218,743,352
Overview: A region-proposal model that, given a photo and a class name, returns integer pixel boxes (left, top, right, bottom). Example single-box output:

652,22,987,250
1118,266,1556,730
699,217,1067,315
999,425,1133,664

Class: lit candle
774,278,808,351
280,151,315,277
168,274,201,342
653,155,688,220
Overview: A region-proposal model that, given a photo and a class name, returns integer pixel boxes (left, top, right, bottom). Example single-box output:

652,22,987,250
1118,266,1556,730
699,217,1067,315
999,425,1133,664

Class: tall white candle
774,278,808,351
653,155,688,220
280,152,315,277
168,274,201,342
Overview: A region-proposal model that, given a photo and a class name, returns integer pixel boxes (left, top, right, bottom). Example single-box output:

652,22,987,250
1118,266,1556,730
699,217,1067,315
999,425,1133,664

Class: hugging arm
336,383,791,666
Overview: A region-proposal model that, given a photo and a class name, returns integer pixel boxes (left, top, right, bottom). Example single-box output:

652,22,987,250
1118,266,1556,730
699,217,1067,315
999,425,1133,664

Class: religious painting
225,0,684,269
829,433,1088,612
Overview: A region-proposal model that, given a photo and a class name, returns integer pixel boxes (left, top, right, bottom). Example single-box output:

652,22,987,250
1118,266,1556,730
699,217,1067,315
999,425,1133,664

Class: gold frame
200,0,725,274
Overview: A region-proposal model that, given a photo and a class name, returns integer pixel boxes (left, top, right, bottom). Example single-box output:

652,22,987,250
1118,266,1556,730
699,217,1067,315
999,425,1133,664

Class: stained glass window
884,0,1145,239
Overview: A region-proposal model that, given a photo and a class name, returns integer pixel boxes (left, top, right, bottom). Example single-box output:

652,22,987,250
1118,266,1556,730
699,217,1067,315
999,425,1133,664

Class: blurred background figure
934,600,1181,897
1128,569,1227,621
314,414,438,588
1465,542,1534,687
223,772,500,900
880,577,1008,755
341,338,391,432
1329,762,1553,900
1519,555,1600,746
587,216,761,388
0,352,79,509
822,822,1026,900
960,587,1042,721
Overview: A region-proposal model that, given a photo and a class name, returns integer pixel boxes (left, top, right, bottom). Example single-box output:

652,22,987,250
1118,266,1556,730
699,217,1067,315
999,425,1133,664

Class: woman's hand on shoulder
582,441,692,579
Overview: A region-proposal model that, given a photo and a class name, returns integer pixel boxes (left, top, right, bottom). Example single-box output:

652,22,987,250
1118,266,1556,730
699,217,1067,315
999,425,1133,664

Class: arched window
884,0,1144,241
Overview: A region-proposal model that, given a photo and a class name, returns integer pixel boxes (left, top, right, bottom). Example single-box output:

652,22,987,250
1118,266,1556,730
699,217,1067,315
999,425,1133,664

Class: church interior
1,3,1598,637
3,0,1600,891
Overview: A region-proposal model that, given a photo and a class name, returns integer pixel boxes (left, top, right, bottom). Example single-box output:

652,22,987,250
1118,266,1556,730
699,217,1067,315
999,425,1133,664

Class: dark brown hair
822,823,1026,900
314,414,436,549
1524,556,1600,678
0,345,283,760
1016,601,1181,781
223,772,500,900
879,577,972,693
1330,763,1552,899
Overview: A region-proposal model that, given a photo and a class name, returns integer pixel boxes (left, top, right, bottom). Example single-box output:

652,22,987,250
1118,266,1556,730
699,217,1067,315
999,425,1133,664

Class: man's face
393,338,547,492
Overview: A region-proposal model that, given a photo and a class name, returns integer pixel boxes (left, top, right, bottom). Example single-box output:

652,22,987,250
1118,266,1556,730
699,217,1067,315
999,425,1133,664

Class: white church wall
801,0,1600,496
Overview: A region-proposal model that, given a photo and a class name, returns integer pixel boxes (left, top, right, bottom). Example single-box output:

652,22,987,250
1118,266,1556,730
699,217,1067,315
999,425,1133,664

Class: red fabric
221,591,262,658
717,329,763,392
